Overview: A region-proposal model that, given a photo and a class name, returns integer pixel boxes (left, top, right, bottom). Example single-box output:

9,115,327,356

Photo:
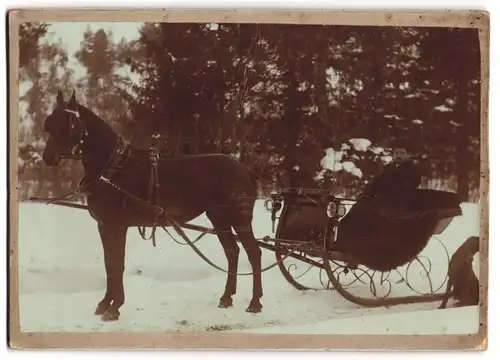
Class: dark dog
439,236,479,309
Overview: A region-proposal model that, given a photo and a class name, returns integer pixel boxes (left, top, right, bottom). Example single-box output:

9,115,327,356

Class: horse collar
78,137,130,194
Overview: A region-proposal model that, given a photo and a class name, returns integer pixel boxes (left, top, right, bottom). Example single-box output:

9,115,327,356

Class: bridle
64,108,88,160
42,106,131,200
40,103,170,248
60,107,133,189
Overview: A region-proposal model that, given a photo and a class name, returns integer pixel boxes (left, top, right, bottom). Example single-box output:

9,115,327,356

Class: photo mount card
7,8,489,351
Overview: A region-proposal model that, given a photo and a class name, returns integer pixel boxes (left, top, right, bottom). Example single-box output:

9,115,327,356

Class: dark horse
42,90,263,321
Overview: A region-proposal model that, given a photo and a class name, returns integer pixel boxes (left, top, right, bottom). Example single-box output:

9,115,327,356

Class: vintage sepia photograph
8,10,489,350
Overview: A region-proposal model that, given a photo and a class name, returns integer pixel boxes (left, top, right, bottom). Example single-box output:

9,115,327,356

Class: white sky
19,22,144,131
29,22,340,95
21,21,143,92
44,21,143,78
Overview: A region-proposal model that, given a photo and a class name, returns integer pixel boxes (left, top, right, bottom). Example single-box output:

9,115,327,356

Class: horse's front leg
94,222,128,322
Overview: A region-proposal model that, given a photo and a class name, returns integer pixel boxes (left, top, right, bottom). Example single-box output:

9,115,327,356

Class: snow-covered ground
17,200,480,334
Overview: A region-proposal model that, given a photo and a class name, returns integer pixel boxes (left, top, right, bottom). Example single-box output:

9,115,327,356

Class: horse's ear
56,90,64,103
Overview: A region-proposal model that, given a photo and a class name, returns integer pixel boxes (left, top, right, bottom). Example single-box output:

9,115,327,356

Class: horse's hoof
218,297,233,309
218,303,233,309
101,310,120,322
245,303,262,313
94,303,110,316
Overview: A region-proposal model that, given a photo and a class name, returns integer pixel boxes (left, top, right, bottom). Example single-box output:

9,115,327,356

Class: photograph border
7,8,490,350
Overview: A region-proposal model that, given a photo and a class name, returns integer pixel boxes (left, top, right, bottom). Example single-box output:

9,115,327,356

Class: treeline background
18,22,481,203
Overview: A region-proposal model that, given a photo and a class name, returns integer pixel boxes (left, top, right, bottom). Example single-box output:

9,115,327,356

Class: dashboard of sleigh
263,188,352,253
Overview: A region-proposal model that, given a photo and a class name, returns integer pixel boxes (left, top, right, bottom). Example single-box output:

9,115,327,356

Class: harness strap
30,191,82,205
160,218,308,276
29,173,95,204
30,136,130,206
99,175,163,215
29,194,316,277
97,170,314,275
137,145,161,247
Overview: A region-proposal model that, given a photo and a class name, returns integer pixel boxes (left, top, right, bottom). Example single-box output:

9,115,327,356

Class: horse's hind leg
232,213,263,313
206,211,240,309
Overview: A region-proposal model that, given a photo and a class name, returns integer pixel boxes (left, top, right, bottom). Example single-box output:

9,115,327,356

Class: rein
29,196,311,277
30,136,131,205
158,221,309,276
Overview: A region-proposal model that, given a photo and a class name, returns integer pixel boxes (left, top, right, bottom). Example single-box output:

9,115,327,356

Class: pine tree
74,28,135,140
18,22,77,199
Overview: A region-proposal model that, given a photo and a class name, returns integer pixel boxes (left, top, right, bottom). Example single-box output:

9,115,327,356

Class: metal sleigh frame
262,187,454,307
32,185,459,309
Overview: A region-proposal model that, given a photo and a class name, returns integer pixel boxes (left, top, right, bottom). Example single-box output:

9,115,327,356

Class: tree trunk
237,94,247,163
282,59,300,188
456,29,479,202
456,98,470,202
314,51,333,189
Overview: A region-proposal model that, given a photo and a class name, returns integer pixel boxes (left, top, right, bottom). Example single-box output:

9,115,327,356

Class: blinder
64,108,88,159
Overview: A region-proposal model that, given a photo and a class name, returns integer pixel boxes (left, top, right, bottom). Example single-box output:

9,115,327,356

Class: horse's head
42,90,88,166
